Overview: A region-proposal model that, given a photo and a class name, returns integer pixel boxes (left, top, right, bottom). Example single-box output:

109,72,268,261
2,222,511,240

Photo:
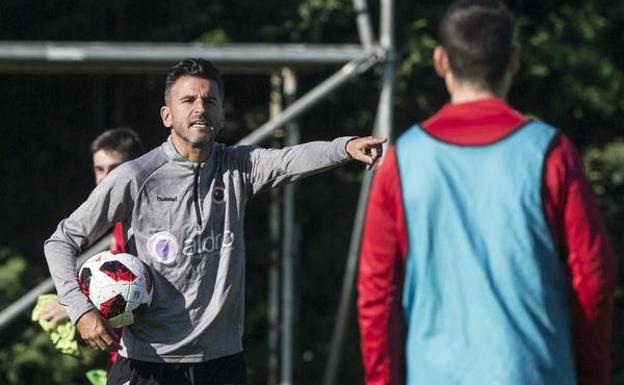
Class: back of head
439,0,514,91
90,128,145,161
164,58,223,104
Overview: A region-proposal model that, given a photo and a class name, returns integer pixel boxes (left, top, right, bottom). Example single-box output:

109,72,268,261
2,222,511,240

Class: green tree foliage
0,248,28,310
585,140,624,250
0,0,622,384
0,248,104,385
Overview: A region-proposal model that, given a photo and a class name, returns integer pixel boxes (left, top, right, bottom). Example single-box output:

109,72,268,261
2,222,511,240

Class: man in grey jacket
44,58,385,385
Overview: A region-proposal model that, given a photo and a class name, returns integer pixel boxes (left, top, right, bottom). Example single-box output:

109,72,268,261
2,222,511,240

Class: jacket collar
161,135,218,170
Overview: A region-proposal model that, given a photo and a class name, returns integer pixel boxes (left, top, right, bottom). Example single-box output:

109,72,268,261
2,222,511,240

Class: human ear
160,106,172,128
433,46,449,78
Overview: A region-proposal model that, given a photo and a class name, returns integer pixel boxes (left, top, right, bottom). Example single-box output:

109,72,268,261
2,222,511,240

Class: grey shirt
44,136,352,362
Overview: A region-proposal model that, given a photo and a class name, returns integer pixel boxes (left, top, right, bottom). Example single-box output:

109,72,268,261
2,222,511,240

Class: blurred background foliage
0,0,622,384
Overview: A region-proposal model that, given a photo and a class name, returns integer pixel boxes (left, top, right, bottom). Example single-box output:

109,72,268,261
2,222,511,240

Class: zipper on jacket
193,165,203,230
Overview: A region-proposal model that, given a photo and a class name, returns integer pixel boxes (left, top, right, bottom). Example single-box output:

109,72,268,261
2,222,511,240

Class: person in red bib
357,1,616,385
41,128,145,368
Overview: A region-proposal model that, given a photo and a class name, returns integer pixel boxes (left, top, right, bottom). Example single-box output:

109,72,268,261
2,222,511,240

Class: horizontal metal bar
0,234,112,331
0,41,370,74
237,48,382,146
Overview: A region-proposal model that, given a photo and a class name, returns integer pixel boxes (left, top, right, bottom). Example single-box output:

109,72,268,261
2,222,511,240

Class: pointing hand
346,136,387,170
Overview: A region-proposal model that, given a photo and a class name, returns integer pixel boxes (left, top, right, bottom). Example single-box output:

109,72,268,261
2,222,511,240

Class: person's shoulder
524,120,576,150
546,130,580,159
395,123,426,145
218,142,259,162
220,142,256,154
526,119,559,133
116,146,168,181
537,125,585,178
200,142,253,174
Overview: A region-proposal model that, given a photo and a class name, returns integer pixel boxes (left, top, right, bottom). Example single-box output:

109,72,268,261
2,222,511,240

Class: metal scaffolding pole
378,0,396,142
0,234,112,330
322,1,395,384
237,50,381,146
280,68,299,385
352,0,375,49
0,42,367,74
321,167,376,385
268,72,284,385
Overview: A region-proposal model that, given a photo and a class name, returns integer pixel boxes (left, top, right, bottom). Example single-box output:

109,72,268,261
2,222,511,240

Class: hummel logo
157,196,177,202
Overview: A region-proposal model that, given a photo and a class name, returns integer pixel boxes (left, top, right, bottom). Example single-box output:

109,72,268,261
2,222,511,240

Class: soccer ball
78,251,154,328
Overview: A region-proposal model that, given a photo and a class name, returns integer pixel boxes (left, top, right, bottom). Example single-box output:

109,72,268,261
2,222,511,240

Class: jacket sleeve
43,165,135,324
234,137,354,195
357,146,407,385
542,133,616,385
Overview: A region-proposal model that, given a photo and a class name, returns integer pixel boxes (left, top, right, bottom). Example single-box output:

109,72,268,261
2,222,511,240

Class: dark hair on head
439,0,514,90
164,58,224,104
90,128,145,161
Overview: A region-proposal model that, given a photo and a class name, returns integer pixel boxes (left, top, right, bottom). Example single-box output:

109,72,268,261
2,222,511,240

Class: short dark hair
164,58,224,104
439,0,514,90
90,128,145,161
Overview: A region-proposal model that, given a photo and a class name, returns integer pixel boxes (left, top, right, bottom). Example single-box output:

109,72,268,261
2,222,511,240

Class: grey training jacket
44,136,352,362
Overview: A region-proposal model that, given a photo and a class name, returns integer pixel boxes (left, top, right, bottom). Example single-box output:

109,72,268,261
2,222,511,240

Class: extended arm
246,136,385,194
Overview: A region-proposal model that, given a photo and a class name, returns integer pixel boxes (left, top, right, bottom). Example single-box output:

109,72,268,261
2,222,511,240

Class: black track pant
107,353,248,385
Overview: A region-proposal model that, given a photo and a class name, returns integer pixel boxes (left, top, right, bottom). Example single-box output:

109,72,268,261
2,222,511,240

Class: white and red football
78,251,153,328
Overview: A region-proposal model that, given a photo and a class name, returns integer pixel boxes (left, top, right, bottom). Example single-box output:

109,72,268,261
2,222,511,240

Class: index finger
363,137,387,145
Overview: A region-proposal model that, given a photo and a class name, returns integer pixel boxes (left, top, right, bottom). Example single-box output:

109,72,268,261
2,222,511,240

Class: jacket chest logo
213,179,226,204
213,186,226,204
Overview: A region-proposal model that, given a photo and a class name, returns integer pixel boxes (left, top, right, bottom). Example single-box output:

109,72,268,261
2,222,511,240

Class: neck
446,75,509,104
450,89,499,104
171,134,212,163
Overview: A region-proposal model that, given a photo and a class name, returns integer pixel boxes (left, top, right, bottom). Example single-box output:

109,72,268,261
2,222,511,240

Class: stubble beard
174,124,216,149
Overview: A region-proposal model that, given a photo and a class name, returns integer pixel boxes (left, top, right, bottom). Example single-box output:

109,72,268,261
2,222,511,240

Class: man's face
93,150,124,185
160,75,223,150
